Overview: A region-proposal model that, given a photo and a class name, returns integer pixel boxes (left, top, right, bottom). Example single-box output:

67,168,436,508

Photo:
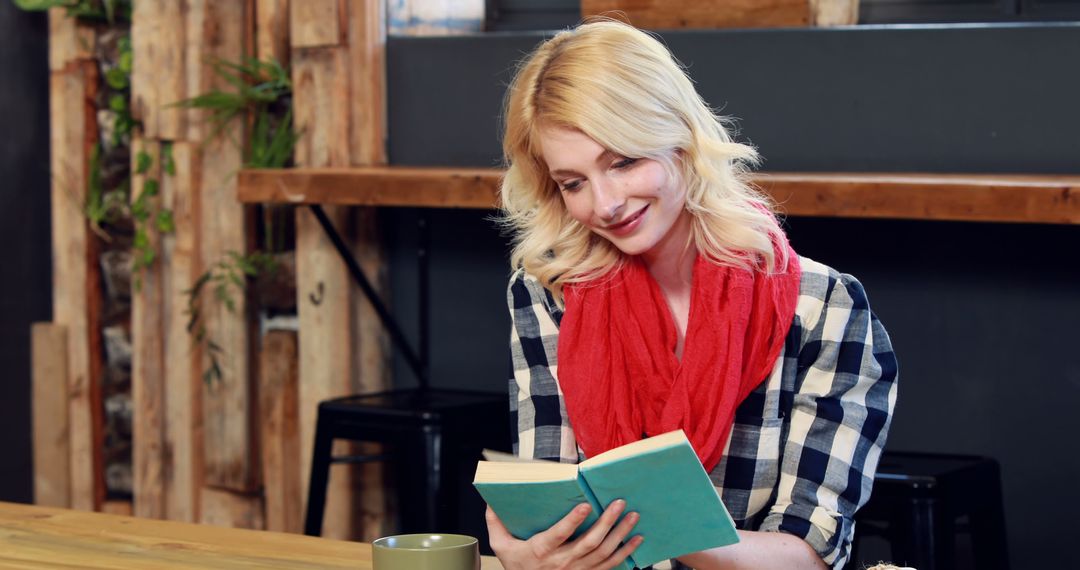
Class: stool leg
893,497,951,570
422,425,443,531
304,413,334,537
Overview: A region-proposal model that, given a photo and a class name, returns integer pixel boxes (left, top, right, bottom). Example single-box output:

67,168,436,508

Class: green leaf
155,209,175,233
109,94,126,113
13,0,70,11
133,229,149,249
162,143,176,176
118,49,133,74
117,33,131,53
141,247,156,265
142,178,159,197
135,150,152,174
105,66,128,90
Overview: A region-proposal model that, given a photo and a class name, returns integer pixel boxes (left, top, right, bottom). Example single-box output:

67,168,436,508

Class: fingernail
576,503,591,515
627,511,639,523
634,535,645,545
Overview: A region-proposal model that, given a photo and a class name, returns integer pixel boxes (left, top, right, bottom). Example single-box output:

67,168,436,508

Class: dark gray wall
0,3,51,504
386,24,1080,568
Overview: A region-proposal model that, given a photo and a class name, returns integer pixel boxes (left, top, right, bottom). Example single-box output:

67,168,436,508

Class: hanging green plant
13,0,132,23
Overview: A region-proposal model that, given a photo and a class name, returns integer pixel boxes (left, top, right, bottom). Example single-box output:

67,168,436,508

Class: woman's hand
486,500,643,570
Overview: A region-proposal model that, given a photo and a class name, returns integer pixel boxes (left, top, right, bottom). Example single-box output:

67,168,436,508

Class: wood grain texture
291,41,360,540
198,488,265,530
582,0,810,29
157,0,188,138
237,168,1080,224
185,0,259,494
47,7,95,71
131,0,161,138
289,0,343,48
101,501,133,516
49,60,105,512
161,142,203,522
32,323,70,509
810,0,859,25
0,502,505,569
258,330,302,534
347,0,391,541
256,0,291,68
131,138,167,520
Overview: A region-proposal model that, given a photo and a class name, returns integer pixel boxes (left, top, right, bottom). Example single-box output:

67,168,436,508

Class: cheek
560,193,593,225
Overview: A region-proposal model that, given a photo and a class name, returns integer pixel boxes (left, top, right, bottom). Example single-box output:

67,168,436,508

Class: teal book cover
473,430,737,569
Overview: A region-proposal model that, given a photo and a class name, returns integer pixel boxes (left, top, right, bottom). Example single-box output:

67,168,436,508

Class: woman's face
538,126,690,260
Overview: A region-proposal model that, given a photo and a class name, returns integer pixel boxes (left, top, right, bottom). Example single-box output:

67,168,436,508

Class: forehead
534,125,609,169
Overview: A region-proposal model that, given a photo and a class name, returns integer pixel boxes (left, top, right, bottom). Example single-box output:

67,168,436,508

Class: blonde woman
490,20,898,570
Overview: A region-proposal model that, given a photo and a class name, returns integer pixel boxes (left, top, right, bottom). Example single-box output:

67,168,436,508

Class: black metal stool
853,451,1010,570
303,388,510,537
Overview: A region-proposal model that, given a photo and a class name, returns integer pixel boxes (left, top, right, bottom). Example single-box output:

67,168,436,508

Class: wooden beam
47,8,94,72
256,0,291,67
186,0,259,494
49,59,105,512
291,41,358,539
289,0,343,48
131,138,166,520
258,330,302,534
236,168,1080,224
581,0,810,29
161,142,203,522
32,323,70,509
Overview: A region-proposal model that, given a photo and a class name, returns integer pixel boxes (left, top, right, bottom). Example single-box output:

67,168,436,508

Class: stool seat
304,388,509,538
854,451,1010,570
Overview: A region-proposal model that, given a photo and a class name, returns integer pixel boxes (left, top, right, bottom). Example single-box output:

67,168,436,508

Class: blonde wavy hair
499,20,790,302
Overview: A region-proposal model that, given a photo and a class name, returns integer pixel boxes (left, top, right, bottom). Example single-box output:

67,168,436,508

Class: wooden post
259,330,302,533
32,323,71,509
161,142,203,522
130,138,166,520
256,0,291,67
184,0,260,495
48,11,105,510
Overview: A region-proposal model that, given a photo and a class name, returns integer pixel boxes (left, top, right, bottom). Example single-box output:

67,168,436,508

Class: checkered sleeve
506,269,580,463
758,268,899,569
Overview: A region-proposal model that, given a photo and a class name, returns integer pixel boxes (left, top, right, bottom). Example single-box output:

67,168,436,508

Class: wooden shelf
237,167,1080,224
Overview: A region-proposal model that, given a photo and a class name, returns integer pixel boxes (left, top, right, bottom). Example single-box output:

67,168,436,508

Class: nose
591,179,625,222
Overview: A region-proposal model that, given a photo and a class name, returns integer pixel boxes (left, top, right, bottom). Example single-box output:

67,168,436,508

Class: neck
640,211,695,291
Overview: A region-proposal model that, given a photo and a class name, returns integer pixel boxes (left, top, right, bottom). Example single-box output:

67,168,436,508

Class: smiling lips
603,204,649,236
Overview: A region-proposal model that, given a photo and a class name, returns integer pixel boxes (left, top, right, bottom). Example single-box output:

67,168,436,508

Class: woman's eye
613,158,639,169
560,179,583,192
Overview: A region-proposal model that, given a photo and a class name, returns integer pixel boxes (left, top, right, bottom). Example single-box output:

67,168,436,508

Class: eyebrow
549,149,616,178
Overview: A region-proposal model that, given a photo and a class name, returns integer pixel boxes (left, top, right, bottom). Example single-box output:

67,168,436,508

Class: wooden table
0,502,504,569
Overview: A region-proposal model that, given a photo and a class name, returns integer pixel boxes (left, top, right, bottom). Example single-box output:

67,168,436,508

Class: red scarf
557,243,800,472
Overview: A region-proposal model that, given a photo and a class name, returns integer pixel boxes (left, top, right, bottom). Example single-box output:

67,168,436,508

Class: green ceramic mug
371,533,480,570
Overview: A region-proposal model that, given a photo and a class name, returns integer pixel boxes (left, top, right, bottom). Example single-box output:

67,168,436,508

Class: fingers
485,506,513,552
530,502,593,556
594,509,640,559
569,499,627,558
600,534,644,570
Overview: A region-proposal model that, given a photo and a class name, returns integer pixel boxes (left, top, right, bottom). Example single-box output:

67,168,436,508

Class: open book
473,430,738,569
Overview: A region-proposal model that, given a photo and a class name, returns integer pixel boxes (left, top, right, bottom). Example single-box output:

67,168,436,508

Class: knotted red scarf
557,242,800,472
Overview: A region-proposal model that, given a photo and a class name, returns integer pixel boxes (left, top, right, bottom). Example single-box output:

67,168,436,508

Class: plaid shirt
506,256,898,569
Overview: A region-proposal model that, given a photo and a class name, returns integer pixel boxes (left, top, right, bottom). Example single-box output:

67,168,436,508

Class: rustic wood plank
347,0,391,542
49,60,105,512
258,330,302,534
236,168,1080,224
183,0,259,494
47,7,95,72
289,0,343,48
158,1,188,138
160,142,202,522
810,0,859,25
198,489,265,530
32,323,70,509
256,0,291,68
0,502,506,569
130,138,166,520
581,0,810,29
131,0,161,138
348,0,386,166
292,44,358,540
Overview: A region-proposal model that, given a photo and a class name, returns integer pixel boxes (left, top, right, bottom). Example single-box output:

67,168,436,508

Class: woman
489,20,897,570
